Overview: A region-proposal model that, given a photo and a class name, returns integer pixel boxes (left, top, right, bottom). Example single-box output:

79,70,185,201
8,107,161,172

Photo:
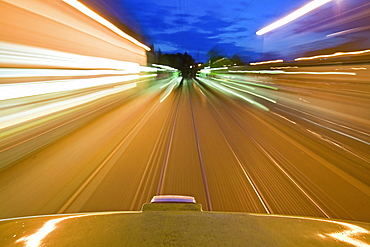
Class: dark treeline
147,47,196,77
147,46,247,77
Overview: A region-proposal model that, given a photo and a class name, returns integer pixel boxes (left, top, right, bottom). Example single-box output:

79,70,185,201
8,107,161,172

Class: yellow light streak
271,112,297,124
256,0,333,35
295,49,370,61
62,0,150,51
250,59,284,65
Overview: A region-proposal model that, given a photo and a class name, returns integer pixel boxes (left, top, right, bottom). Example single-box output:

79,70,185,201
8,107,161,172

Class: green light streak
212,76,278,90
220,80,255,91
221,83,276,103
198,78,269,111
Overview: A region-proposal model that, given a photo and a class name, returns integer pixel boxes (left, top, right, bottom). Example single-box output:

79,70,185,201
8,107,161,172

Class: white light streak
160,78,180,102
221,83,276,103
62,0,150,51
152,64,178,72
256,0,333,35
0,42,141,70
326,26,370,37
0,69,133,78
198,78,269,111
250,59,283,65
229,70,355,75
0,75,140,101
0,83,137,130
160,77,179,89
295,49,370,61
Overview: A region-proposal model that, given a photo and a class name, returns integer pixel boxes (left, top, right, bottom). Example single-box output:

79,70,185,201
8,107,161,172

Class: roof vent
142,195,201,211
151,195,196,203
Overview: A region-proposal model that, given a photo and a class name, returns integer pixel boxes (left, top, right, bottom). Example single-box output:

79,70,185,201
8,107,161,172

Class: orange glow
62,0,151,51
295,49,370,61
256,0,333,35
250,59,284,65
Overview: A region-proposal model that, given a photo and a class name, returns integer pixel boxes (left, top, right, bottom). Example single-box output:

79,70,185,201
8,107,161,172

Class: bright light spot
256,0,333,35
62,0,150,51
16,215,87,247
257,215,370,247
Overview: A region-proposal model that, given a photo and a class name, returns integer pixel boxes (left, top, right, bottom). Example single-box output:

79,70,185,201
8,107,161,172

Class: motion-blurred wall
0,0,147,67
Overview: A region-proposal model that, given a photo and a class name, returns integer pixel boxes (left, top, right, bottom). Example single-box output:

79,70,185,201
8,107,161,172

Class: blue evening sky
89,0,370,62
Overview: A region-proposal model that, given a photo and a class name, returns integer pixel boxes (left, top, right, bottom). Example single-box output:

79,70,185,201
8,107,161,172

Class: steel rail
188,79,213,211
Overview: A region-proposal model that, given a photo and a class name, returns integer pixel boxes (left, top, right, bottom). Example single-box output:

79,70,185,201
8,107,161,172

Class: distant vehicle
1,195,369,246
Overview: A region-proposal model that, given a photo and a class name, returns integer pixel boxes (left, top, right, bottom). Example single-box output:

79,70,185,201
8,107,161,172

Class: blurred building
0,0,150,67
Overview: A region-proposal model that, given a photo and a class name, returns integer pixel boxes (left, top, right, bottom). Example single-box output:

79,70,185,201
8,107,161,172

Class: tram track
188,79,213,211
195,78,331,218
156,88,181,196
155,79,213,210
57,91,164,214
192,79,271,214
1,76,369,222
129,93,181,210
